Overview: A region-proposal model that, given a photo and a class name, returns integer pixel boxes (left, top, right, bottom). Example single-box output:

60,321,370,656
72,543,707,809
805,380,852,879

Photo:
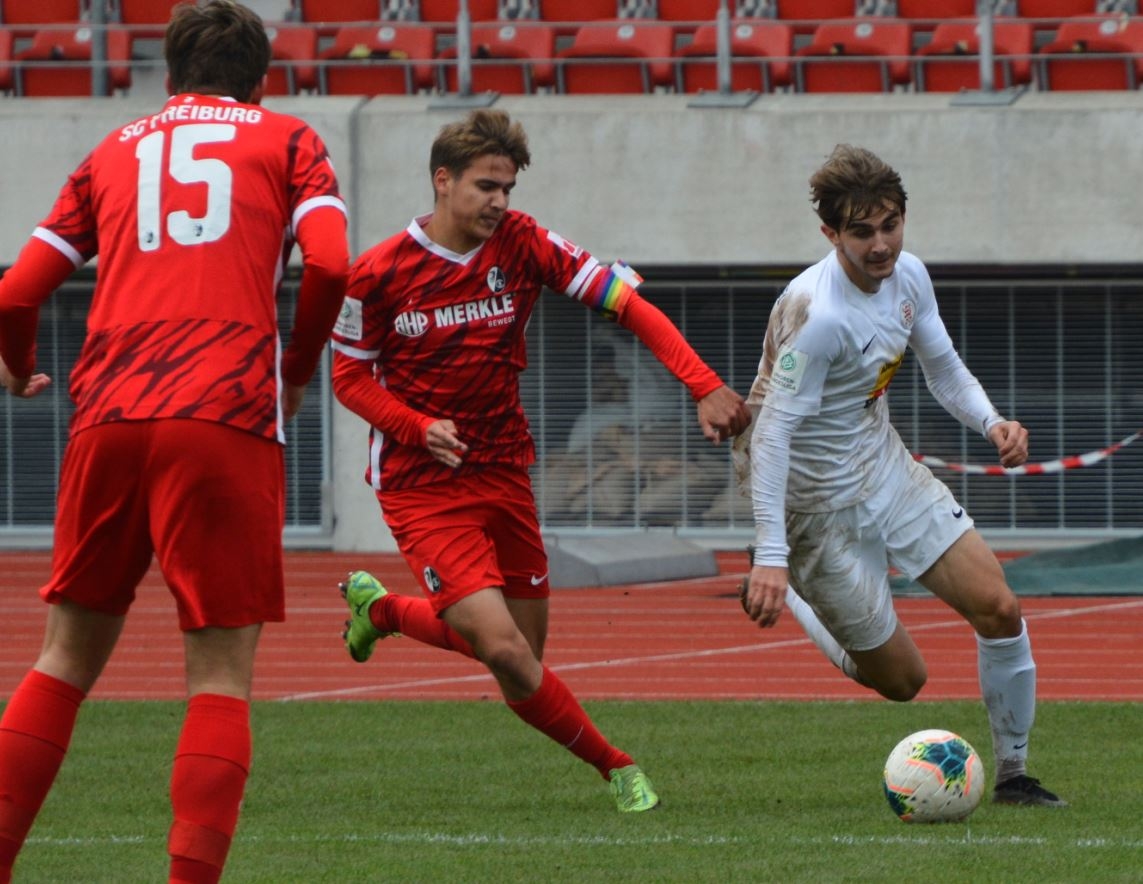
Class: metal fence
0,278,330,541
523,270,1143,539
3,269,1142,544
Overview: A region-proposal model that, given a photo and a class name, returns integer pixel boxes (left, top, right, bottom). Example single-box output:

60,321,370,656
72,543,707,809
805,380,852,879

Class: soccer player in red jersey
333,109,751,813
0,3,348,881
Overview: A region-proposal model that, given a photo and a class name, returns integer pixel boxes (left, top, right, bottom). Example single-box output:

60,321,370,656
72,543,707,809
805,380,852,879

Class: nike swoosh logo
952,508,964,519
1013,741,1028,750
353,600,370,615
862,335,876,353
530,573,548,586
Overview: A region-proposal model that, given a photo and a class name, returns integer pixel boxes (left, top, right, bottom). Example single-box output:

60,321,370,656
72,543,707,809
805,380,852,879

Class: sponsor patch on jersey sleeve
770,346,809,394
334,297,363,341
545,229,584,258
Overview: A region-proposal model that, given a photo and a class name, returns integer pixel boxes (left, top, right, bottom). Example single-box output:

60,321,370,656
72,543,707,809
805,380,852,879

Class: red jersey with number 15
332,210,644,492
34,93,346,442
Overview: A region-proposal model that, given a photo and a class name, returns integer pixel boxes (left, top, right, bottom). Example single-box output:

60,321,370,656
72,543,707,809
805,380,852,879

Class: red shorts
42,419,286,630
379,466,549,614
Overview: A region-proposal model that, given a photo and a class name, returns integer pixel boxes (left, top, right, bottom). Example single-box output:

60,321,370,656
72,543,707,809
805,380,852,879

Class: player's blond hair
429,109,532,181
164,0,270,103
810,144,907,232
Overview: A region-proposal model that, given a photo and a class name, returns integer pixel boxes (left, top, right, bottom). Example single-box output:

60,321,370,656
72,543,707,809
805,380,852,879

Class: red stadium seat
419,0,499,22
540,0,618,26
776,0,854,35
795,18,913,92
15,26,132,96
0,27,12,92
675,20,794,93
114,0,183,39
556,20,675,93
438,22,555,93
295,0,381,24
1016,0,1097,21
0,0,82,30
657,0,722,24
264,23,319,95
1036,14,1143,89
895,0,976,29
320,23,436,95
914,18,1034,91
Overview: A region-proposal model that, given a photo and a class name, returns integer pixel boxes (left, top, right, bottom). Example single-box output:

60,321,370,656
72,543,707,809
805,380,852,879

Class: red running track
2,550,1141,702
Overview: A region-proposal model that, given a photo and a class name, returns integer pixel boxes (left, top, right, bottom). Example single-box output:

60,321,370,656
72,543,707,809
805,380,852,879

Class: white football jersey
751,249,957,512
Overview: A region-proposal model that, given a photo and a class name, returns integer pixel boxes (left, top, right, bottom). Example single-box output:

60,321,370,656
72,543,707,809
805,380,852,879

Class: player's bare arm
743,564,788,629
696,385,752,444
989,420,1029,468
0,358,51,398
425,419,468,468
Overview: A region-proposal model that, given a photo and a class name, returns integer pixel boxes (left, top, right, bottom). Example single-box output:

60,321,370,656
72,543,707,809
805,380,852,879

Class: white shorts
785,457,973,652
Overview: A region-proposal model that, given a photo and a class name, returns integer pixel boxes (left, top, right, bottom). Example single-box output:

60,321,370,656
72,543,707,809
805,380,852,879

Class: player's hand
741,564,788,629
696,385,751,444
282,383,306,421
425,419,468,468
0,357,51,398
988,420,1028,468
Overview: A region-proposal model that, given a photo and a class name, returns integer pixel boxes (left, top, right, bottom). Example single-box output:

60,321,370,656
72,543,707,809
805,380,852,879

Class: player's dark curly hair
810,144,907,232
430,109,532,180
164,0,270,104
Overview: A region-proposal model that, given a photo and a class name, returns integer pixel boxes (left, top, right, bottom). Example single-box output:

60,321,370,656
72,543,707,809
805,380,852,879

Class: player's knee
873,665,927,702
968,590,1023,639
478,633,536,677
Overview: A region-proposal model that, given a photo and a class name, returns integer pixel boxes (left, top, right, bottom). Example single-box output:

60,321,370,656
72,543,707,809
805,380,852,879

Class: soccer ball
882,729,985,823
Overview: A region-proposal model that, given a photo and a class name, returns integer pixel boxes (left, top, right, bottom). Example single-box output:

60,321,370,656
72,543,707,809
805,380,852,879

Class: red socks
372,593,476,659
507,667,633,779
0,670,86,883
167,694,251,884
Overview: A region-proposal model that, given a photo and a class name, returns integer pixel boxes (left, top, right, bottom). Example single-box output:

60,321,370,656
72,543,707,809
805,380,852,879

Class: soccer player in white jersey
737,144,1065,808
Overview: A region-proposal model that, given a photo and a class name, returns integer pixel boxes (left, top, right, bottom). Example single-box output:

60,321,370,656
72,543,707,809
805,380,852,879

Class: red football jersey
332,210,721,492
33,94,346,441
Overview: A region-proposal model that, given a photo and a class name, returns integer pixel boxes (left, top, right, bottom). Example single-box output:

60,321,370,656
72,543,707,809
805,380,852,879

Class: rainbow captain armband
587,260,642,321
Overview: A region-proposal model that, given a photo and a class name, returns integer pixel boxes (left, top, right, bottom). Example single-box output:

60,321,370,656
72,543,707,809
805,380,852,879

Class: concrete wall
2,91,1141,550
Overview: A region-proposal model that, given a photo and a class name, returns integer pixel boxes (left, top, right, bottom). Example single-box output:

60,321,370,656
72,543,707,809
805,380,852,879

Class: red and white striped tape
913,429,1142,476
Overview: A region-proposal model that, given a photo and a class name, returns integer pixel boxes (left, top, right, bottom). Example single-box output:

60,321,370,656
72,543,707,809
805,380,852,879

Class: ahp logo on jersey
394,310,430,338
486,266,507,293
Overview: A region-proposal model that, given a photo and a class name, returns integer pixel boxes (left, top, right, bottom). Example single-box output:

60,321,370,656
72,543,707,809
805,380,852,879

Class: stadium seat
420,0,500,21
113,0,183,39
320,23,436,94
657,0,723,24
541,0,618,26
438,22,555,92
1015,0,1098,21
795,18,913,92
776,0,855,35
1036,13,1143,89
0,0,82,30
294,0,382,24
895,0,977,28
0,27,12,92
556,20,675,93
14,26,132,96
675,20,794,93
264,23,319,95
914,18,1034,91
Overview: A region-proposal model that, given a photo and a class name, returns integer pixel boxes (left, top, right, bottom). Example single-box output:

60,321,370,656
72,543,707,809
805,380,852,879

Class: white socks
977,618,1036,782
784,586,861,682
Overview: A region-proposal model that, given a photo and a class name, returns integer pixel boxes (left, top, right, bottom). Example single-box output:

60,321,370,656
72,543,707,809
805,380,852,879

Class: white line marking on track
278,598,1143,702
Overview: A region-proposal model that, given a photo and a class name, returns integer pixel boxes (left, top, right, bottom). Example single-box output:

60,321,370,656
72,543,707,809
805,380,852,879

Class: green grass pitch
7,699,1141,882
